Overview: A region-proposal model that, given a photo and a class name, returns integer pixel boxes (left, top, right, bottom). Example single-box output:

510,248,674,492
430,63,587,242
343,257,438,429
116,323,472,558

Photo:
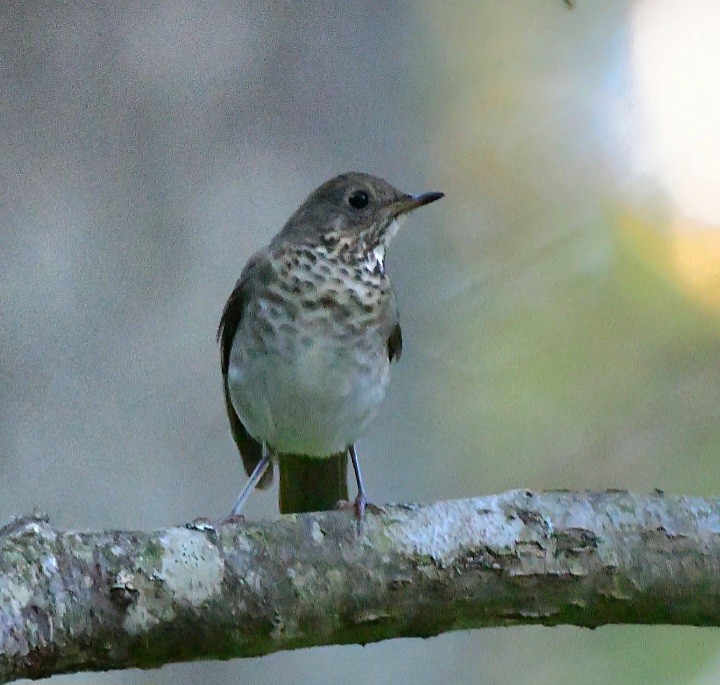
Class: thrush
218,172,443,517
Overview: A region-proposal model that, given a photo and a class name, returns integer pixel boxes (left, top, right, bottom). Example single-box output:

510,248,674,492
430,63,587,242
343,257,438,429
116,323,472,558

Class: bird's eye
348,190,369,209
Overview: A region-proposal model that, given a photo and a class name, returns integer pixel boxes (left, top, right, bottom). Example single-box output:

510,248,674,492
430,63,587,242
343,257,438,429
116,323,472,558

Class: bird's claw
335,495,384,521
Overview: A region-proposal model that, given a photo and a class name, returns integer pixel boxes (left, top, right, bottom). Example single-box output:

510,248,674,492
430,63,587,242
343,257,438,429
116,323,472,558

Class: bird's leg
349,444,386,518
335,446,384,520
231,445,271,517
349,444,367,520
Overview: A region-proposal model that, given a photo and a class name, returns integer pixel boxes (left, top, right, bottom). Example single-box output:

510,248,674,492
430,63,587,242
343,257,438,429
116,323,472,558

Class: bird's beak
390,191,444,216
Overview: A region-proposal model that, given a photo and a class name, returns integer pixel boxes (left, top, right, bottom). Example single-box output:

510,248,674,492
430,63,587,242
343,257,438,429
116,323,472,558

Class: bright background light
632,0,720,225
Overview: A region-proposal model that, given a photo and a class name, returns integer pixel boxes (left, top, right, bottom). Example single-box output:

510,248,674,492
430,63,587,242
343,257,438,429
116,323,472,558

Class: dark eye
348,190,369,209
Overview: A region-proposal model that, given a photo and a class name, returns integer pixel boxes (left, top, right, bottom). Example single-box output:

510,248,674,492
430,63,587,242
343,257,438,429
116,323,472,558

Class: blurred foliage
429,210,720,498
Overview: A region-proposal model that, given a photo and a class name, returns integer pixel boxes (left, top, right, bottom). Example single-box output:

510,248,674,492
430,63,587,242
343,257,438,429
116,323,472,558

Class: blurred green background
3,1,720,683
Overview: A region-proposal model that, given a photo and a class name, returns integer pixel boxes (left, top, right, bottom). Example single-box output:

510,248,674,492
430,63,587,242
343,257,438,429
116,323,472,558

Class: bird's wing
387,321,403,362
217,252,273,487
386,290,403,363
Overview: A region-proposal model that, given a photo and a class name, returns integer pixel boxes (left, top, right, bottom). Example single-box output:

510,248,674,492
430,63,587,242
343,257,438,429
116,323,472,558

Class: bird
217,172,443,517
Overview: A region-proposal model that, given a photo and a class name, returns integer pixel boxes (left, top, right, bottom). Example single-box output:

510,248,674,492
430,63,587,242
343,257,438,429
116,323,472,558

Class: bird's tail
278,452,348,514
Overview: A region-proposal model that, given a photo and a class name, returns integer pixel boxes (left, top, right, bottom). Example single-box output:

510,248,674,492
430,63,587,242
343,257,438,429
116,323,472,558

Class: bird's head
275,172,443,259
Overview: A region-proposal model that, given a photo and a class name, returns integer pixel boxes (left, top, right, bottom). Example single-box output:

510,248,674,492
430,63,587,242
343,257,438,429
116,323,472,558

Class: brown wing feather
217,253,273,488
387,321,403,362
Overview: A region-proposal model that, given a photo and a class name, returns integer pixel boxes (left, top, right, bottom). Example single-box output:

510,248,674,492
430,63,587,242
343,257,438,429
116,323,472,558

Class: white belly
227,332,390,456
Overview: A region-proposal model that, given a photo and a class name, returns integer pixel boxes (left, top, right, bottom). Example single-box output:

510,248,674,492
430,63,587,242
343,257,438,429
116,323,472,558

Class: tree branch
2,489,720,682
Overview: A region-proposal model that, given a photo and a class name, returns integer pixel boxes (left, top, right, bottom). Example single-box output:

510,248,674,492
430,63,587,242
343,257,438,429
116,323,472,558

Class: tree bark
2,489,720,683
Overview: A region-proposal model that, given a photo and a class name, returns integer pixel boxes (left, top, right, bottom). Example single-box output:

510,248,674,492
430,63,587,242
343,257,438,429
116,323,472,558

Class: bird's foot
335,495,384,521
219,513,246,526
186,514,245,532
